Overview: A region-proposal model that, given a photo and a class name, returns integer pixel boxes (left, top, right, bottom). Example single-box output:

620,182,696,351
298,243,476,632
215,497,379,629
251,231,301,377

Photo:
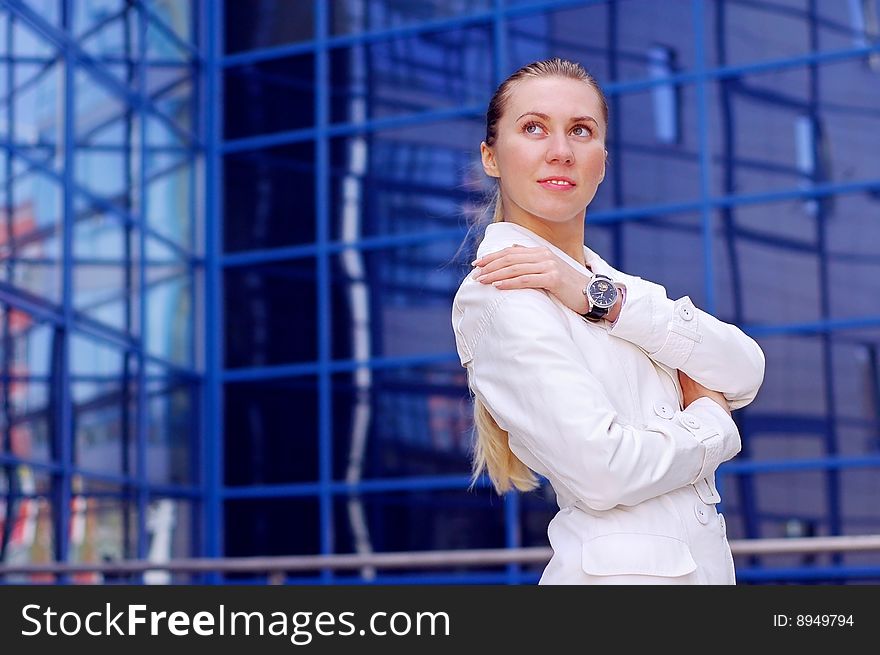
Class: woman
451,58,765,584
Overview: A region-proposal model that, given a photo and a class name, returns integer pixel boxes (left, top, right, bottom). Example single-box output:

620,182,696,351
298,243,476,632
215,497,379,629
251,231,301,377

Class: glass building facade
2,0,880,583
0,0,200,582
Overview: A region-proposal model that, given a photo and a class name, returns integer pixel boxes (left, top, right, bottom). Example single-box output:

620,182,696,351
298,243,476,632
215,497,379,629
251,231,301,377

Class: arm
464,287,741,511
606,276,765,411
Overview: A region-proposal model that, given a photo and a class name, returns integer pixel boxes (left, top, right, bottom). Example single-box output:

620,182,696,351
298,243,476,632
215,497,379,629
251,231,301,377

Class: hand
471,245,594,316
678,369,731,416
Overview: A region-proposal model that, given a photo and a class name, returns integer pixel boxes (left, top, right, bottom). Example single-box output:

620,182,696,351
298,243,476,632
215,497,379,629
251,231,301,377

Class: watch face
588,277,617,309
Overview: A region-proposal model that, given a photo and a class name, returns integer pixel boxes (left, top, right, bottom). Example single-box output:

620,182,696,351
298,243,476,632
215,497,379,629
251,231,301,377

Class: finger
478,246,546,272
474,254,545,279
471,244,535,266
488,272,551,289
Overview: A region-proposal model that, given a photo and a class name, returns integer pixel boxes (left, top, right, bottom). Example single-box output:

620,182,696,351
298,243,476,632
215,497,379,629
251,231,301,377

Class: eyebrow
516,111,599,126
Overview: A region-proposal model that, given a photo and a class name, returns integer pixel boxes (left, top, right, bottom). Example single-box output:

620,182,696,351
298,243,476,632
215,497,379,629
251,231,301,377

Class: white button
719,512,727,536
653,400,675,419
681,414,701,430
679,305,694,321
694,502,709,525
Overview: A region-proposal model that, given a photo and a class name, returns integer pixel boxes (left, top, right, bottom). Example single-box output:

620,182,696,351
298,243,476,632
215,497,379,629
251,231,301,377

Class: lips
538,176,576,190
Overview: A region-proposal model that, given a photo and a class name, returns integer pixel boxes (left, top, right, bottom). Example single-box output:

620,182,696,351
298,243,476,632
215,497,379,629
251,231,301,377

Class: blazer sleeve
464,287,741,512
605,275,766,411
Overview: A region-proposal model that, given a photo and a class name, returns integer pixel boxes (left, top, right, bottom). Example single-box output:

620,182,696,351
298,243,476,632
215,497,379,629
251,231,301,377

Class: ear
599,149,608,183
480,141,500,178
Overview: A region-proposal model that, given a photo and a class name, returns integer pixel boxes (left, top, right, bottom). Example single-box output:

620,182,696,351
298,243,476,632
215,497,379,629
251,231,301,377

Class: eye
571,124,593,137
523,121,545,135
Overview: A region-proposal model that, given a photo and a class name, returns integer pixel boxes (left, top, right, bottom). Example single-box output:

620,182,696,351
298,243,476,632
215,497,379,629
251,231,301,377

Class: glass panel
840,470,880,566
331,0,493,36
0,65,8,140
0,168,6,246
3,165,62,303
608,85,701,208
712,204,823,326
0,468,55,582
223,53,314,141
832,340,880,441
72,478,138,574
620,213,708,308
74,149,131,203
146,0,194,47
224,258,317,367
11,61,62,166
225,498,319,558
0,306,53,463
331,25,493,123
145,15,191,63
146,159,192,249
74,0,129,38
223,142,315,252
331,362,471,482
224,2,313,54
144,236,193,366
328,126,480,241
329,245,461,362
706,0,868,68
74,69,133,207
146,113,188,149
74,0,138,85
72,197,139,334
143,144,189,183
709,59,880,198
0,12,7,57
70,333,136,476
332,488,505,557
746,334,826,417
508,1,692,83
521,491,557,549
143,497,196,583
149,73,192,138
145,363,196,485
12,11,57,57
224,377,319,485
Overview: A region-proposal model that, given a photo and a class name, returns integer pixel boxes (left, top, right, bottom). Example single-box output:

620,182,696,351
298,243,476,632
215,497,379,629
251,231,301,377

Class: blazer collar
477,220,616,278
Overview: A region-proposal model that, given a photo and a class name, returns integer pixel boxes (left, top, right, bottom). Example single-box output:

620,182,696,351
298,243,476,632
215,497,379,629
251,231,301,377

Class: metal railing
1,534,879,577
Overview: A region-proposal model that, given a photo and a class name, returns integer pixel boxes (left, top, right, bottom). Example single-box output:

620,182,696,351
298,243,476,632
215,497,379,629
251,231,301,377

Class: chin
528,212,581,225
531,195,594,215
530,202,589,222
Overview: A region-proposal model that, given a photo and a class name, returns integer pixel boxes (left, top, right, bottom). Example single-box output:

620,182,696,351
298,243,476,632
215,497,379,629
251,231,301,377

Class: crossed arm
470,245,766,411
456,286,743,511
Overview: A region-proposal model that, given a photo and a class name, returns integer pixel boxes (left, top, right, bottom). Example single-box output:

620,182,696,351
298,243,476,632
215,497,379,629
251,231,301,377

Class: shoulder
452,275,570,365
453,273,563,324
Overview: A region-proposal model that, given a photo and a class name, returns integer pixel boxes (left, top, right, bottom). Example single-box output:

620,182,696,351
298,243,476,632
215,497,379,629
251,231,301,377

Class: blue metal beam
0,453,202,496
220,43,880,153
216,177,880,269
314,0,334,583
201,0,223,583
216,452,880,500
221,0,605,67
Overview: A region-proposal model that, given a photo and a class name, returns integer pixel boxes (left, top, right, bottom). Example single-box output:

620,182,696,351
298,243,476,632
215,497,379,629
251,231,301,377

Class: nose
545,133,574,165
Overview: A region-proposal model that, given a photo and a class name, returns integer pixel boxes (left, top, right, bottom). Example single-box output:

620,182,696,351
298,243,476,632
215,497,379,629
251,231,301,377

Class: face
480,76,607,226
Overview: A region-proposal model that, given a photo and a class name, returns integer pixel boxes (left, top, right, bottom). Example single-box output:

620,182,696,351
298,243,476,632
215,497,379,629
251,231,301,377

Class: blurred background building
0,0,879,584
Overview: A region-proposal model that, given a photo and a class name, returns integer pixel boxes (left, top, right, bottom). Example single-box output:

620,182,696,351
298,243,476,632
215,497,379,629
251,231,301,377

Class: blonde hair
466,58,609,495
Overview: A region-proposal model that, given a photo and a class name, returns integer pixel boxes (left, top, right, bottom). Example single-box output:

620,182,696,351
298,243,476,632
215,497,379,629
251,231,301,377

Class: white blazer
451,221,766,584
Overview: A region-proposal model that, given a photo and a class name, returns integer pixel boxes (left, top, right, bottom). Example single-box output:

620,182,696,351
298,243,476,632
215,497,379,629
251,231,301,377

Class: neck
500,213,588,269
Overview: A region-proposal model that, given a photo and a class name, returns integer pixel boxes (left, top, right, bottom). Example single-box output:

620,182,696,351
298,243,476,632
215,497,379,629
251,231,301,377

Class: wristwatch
581,274,619,322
